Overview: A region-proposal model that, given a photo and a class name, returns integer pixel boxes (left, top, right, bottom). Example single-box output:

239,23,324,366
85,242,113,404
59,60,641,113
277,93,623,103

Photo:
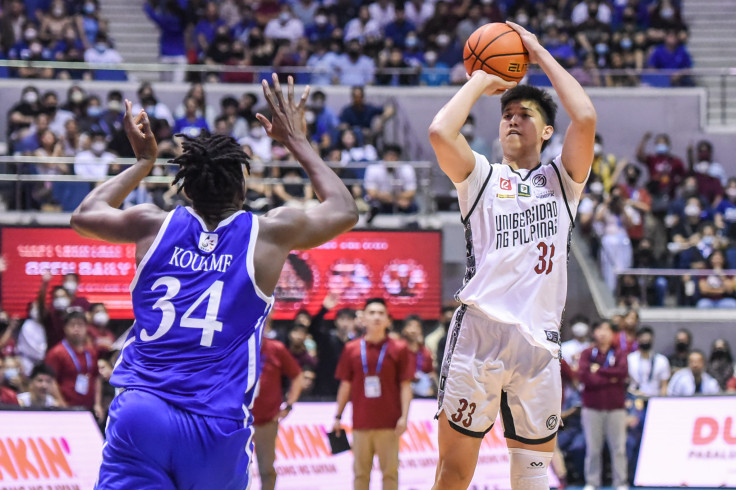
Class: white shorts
436,305,561,443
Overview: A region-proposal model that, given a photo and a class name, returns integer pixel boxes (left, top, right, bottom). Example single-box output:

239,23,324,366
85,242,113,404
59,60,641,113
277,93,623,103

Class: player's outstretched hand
257,74,310,146
505,21,543,64
466,70,517,96
123,99,157,162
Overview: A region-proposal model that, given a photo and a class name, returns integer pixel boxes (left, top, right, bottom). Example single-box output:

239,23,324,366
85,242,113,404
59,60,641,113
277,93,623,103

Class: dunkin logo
0,436,73,480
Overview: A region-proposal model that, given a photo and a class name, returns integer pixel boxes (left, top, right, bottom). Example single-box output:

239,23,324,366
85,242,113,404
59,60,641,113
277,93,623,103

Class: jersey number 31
141,276,224,347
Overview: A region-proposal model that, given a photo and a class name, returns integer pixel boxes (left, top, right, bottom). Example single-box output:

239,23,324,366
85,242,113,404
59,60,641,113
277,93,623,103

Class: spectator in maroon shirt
0,355,20,406
636,131,686,202
334,298,413,490
579,319,629,490
401,315,436,398
287,321,318,371
61,272,91,311
252,337,305,490
45,310,101,419
86,303,116,357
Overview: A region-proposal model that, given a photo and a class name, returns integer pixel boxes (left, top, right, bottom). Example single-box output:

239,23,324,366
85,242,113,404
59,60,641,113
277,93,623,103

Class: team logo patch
198,232,219,253
532,174,547,187
545,330,559,343
518,183,530,197
500,178,512,191
546,415,558,430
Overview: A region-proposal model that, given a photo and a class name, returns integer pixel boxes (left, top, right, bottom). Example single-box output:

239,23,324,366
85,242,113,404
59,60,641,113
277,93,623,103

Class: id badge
364,375,381,398
75,374,89,395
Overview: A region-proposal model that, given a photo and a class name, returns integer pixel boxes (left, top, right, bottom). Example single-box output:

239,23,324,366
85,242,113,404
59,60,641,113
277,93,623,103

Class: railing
0,155,435,214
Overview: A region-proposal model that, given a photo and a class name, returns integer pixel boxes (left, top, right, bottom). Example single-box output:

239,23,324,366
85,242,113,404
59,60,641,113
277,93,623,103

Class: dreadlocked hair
171,130,250,221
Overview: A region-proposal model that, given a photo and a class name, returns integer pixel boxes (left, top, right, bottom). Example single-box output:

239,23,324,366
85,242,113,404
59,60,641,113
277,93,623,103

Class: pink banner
251,400,558,490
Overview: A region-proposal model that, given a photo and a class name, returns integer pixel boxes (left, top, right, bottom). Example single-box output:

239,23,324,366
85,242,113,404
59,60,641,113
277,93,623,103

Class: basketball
463,23,529,82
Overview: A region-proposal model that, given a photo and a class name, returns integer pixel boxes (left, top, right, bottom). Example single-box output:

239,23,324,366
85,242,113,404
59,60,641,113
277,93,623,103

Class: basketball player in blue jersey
429,22,596,490
71,74,358,489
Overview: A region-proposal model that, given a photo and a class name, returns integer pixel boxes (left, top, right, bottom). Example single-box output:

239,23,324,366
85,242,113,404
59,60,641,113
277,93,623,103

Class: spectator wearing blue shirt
144,0,188,82
9,24,55,79
231,4,257,43
194,2,225,61
648,30,693,86
715,178,736,239
306,90,340,152
75,1,101,49
384,5,416,48
173,96,210,138
336,40,376,86
307,42,339,86
304,8,334,44
420,50,449,86
338,86,394,144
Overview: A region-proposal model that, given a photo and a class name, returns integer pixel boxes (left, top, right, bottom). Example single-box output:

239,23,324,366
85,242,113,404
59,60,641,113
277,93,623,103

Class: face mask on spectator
53,6,64,17
620,38,633,50
516,13,529,25
684,204,700,217
95,42,107,53
571,322,589,338
712,349,728,360
406,36,418,48
29,306,40,321
655,142,669,155
4,368,19,381
660,7,674,19
23,92,38,104
726,188,736,200
590,182,604,195
70,91,85,104
315,14,327,26
694,161,709,174
108,100,122,112
701,235,714,246
63,280,78,294
250,126,266,139
425,51,437,64
593,143,602,156
676,341,688,353
53,296,70,310
25,28,38,41
638,342,652,351
595,42,608,55
84,2,96,15
311,100,324,111
435,33,450,48
30,42,43,55
304,110,315,124
93,311,109,327
91,141,106,154
87,106,102,118
279,12,290,23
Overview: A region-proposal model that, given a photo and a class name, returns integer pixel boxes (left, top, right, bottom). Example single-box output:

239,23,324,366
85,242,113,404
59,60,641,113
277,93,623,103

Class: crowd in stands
0,0,694,87
576,131,736,308
2,81,419,221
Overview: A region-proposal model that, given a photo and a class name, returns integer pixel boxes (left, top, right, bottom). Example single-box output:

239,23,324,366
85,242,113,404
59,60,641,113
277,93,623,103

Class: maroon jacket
579,344,628,410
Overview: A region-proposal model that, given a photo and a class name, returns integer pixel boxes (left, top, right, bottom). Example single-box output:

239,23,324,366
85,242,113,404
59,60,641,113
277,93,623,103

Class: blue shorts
96,389,254,490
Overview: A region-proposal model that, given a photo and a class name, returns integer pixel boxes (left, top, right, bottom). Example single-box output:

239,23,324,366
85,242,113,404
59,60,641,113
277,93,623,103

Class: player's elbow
428,122,453,144
576,103,597,126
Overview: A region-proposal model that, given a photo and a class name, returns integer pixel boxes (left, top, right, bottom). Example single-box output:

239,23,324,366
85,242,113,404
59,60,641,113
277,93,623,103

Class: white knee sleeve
508,448,553,490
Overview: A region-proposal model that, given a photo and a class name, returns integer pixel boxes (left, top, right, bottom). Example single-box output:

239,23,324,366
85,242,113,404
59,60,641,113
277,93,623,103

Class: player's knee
435,458,475,489
508,448,552,490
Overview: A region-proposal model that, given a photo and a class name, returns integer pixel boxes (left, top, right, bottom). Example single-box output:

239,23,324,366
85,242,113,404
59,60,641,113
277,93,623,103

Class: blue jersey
112,206,273,421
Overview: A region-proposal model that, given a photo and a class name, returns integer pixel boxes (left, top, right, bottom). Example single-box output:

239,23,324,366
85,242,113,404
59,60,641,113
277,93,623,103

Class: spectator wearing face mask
132,82,175,128
87,303,115,357
594,186,633,291
589,133,618,194
99,90,124,137
173,96,210,138
336,40,376,86
264,7,304,44
84,33,126,81
77,95,104,134
384,5,416,48
37,271,75,348
627,327,670,398
617,164,651,247
688,139,727,186
667,350,720,396
562,317,592,370
304,9,334,44
647,30,693,87
16,300,48,375
8,21,55,78
667,329,692,372
74,130,115,181
706,339,734,391
636,131,686,201
75,1,102,50
420,50,450,86
714,178,736,239
143,0,188,83
696,250,736,309
0,356,20,406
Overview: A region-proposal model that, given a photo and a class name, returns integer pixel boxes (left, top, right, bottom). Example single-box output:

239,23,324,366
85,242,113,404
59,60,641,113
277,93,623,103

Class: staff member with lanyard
334,298,413,490
45,310,102,419
578,319,629,490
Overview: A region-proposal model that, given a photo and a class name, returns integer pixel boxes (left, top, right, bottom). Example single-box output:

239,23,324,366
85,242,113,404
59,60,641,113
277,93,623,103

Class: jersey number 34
141,276,224,347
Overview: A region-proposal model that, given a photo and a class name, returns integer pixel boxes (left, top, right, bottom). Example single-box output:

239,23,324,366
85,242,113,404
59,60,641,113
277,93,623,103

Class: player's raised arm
428,72,516,183
257,75,358,251
70,100,166,244
508,21,597,183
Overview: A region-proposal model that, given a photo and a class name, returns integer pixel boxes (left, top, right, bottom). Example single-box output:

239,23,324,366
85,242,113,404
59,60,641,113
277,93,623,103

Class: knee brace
508,448,553,490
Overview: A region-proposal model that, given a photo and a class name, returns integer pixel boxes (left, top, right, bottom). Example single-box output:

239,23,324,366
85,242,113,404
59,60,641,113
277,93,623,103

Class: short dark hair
382,144,402,157
636,326,654,337
64,309,87,325
364,298,386,310
221,96,239,108
592,318,615,332
171,131,250,222
295,309,311,319
675,328,692,342
30,363,56,380
336,308,355,320
404,314,422,325
500,85,557,150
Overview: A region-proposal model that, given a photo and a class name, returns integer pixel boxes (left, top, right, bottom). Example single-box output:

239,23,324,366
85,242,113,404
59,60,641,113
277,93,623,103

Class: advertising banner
251,399,558,490
1,228,442,321
0,410,104,489
635,395,736,487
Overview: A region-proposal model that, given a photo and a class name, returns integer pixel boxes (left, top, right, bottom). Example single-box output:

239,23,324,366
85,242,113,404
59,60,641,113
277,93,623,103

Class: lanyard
416,349,423,372
639,353,657,383
361,339,388,375
62,340,91,374
591,347,615,368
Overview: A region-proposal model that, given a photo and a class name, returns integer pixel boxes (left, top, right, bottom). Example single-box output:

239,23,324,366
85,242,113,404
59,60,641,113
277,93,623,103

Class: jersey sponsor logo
496,193,515,199
518,183,530,197
535,190,554,199
169,246,234,272
532,174,547,187
530,461,544,467
545,330,559,343
500,178,512,191
546,414,558,430
198,232,219,253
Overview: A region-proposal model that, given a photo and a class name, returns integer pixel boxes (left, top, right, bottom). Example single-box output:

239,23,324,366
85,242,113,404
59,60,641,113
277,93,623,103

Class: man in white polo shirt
627,326,670,397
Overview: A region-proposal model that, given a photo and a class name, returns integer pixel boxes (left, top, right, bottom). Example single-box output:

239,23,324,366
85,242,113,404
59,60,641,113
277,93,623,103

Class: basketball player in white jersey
429,22,596,490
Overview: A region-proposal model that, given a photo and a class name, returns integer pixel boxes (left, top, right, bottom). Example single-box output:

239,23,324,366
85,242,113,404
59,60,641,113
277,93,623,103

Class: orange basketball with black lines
463,23,529,82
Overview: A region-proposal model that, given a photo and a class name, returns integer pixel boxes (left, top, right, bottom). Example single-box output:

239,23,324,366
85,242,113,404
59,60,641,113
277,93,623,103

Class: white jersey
453,152,587,356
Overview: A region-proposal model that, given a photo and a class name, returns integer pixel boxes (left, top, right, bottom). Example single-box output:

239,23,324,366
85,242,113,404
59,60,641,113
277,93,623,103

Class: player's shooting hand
505,21,542,64
257,74,310,148
466,70,517,96
123,99,157,162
